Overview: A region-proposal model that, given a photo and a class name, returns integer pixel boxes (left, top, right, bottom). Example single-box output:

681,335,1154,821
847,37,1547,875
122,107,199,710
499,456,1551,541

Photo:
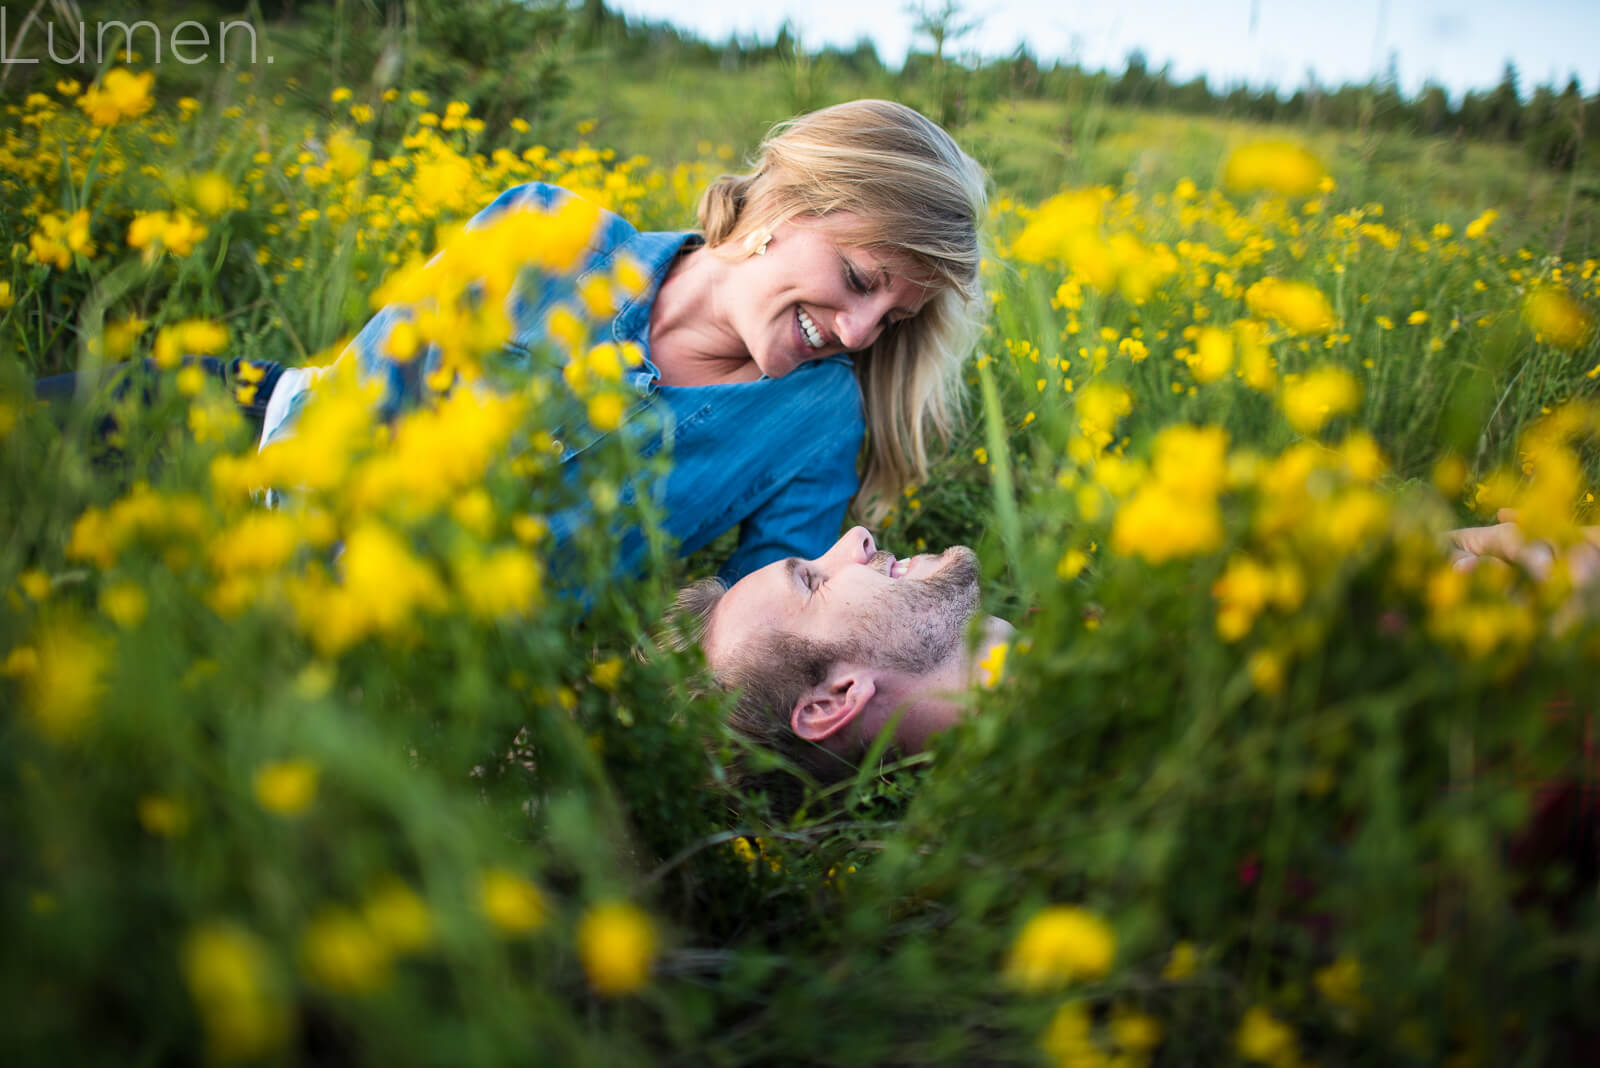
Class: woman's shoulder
469,182,644,257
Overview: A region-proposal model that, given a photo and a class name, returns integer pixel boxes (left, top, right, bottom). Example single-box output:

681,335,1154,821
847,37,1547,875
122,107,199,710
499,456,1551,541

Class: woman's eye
844,265,866,293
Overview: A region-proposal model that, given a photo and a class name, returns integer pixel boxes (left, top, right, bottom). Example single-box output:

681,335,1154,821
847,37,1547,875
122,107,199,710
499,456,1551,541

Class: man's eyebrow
784,557,800,584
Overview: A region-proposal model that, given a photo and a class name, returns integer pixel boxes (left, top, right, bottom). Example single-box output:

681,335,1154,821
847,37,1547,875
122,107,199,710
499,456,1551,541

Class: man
666,525,1011,787
667,515,1598,788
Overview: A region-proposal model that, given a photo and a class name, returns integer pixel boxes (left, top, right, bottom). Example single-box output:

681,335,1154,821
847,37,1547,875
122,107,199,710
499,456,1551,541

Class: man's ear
791,665,878,743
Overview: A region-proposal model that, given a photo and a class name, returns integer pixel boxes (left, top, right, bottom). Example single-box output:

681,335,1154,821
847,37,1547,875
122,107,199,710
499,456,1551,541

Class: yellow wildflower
577,901,658,996
1245,278,1336,336
362,880,434,954
253,759,319,815
181,923,290,1061
1523,288,1595,349
1223,141,1327,198
1314,954,1364,1011
23,621,106,741
1005,905,1116,990
1162,940,1197,981
1280,366,1360,434
976,640,1009,688
1236,1005,1298,1066
78,68,154,125
301,908,391,995
99,581,148,627
1464,209,1499,240
591,655,624,691
479,868,549,935
138,794,190,837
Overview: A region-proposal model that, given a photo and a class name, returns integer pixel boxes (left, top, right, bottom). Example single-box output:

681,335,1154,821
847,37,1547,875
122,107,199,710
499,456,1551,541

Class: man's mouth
797,306,824,350
871,549,914,578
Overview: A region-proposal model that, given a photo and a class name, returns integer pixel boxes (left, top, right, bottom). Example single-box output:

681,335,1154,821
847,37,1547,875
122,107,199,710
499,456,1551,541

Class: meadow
3,37,1600,1068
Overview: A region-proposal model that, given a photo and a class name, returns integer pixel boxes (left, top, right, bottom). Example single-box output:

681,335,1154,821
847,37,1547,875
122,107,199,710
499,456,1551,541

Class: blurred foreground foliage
3,33,1600,1068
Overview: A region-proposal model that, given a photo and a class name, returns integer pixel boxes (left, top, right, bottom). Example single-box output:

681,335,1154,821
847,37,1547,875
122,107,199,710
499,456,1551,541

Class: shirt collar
613,230,702,394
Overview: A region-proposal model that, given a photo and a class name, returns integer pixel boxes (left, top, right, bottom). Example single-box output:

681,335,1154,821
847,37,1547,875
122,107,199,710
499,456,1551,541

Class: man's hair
660,578,863,800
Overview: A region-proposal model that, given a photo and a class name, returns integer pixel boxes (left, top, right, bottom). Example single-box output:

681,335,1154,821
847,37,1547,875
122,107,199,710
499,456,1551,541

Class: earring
754,233,771,256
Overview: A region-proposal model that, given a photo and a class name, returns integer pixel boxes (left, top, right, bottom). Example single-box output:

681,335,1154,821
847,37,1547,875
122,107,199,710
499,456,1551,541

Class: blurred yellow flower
0,281,13,309
23,621,106,741
1245,278,1336,336
479,868,548,935
138,794,190,837
1191,325,1235,383
1109,1006,1163,1052
1314,954,1364,1010
253,759,319,815
1464,208,1499,240
1280,366,1360,434
99,581,148,627
577,901,658,996
300,908,391,994
1005,905,1116,990
454,548,543,620
591,655,624,691
1236,1005,1298,1066
19,569,50,600
362,880,434,954
181,923,289,1061
191,173,234,217
976,640,1009,688
78,68,154,126
1162,940,1197,981
1223,141,1327,198
586,391,626,431
1522,288,1595,349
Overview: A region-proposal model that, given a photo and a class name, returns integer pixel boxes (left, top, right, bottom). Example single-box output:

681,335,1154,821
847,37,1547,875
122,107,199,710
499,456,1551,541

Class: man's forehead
706,560,789,664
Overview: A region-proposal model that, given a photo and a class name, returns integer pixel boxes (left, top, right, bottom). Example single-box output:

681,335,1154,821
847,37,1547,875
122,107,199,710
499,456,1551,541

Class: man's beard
842,546,981,674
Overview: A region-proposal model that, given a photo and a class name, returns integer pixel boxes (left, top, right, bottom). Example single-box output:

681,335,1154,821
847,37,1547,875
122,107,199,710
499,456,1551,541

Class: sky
606,0,1598,99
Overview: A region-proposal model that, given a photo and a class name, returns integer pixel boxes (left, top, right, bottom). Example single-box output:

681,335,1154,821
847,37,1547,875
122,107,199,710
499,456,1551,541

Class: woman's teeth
797,307,823,349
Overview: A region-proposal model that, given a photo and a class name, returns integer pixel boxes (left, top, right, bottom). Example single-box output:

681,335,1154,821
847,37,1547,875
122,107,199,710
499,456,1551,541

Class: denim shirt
261,182,865,587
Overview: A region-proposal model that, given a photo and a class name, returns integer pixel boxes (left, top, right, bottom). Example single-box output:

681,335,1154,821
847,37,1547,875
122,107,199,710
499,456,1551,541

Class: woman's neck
648,246,761,386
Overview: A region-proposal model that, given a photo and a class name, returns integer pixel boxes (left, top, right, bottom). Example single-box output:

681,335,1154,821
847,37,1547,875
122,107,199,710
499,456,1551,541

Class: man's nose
826,525,876,566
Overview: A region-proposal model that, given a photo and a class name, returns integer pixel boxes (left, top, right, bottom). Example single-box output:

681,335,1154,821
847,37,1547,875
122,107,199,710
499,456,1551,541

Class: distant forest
3,0,1590,173
572,0,1592,173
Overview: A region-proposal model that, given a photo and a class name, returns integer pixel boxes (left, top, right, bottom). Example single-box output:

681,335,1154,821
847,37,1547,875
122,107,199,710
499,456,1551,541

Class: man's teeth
797,307,823,349
890,558,910,578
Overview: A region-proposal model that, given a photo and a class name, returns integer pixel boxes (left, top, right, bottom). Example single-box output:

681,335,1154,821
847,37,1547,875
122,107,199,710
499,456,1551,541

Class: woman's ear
791,665,877,744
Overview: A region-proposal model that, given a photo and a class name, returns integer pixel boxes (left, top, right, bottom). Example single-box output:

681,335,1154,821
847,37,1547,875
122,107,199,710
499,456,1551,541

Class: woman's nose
834,306,881,351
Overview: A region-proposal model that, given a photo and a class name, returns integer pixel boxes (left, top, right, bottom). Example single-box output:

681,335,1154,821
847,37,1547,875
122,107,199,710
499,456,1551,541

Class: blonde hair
696,99,989,521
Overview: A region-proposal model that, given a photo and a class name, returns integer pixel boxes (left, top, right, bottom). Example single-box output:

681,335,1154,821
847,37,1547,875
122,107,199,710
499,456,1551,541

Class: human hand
1448,509,1600,587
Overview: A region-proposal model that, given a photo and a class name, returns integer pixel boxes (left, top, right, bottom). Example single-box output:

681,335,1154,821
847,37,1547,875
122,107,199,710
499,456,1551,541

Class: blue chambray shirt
260,181,865,589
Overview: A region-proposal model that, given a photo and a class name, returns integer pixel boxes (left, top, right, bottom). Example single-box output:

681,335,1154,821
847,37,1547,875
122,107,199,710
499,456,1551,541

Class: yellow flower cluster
1005,905,1116,990
1222,140,1329,198
127,210,208,261
78,68,154,126
1111,425,1229,563
28,210,94,270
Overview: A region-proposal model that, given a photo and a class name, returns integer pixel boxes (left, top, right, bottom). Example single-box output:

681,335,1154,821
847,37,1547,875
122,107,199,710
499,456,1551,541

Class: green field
4,22,1600,1066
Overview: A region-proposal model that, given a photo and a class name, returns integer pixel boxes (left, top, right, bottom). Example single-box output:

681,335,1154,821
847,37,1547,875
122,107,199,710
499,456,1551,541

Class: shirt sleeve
716,433,861,585
260,182,608,446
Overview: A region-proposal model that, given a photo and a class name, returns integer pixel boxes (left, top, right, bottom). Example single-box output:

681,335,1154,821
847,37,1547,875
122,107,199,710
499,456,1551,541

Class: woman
48,100,989,588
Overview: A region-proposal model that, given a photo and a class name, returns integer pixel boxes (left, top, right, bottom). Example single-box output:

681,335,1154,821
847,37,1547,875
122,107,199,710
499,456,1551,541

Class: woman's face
724,212,937,379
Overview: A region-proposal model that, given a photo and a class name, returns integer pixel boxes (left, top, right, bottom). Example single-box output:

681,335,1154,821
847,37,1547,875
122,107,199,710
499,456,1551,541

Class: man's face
704,526,981,677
